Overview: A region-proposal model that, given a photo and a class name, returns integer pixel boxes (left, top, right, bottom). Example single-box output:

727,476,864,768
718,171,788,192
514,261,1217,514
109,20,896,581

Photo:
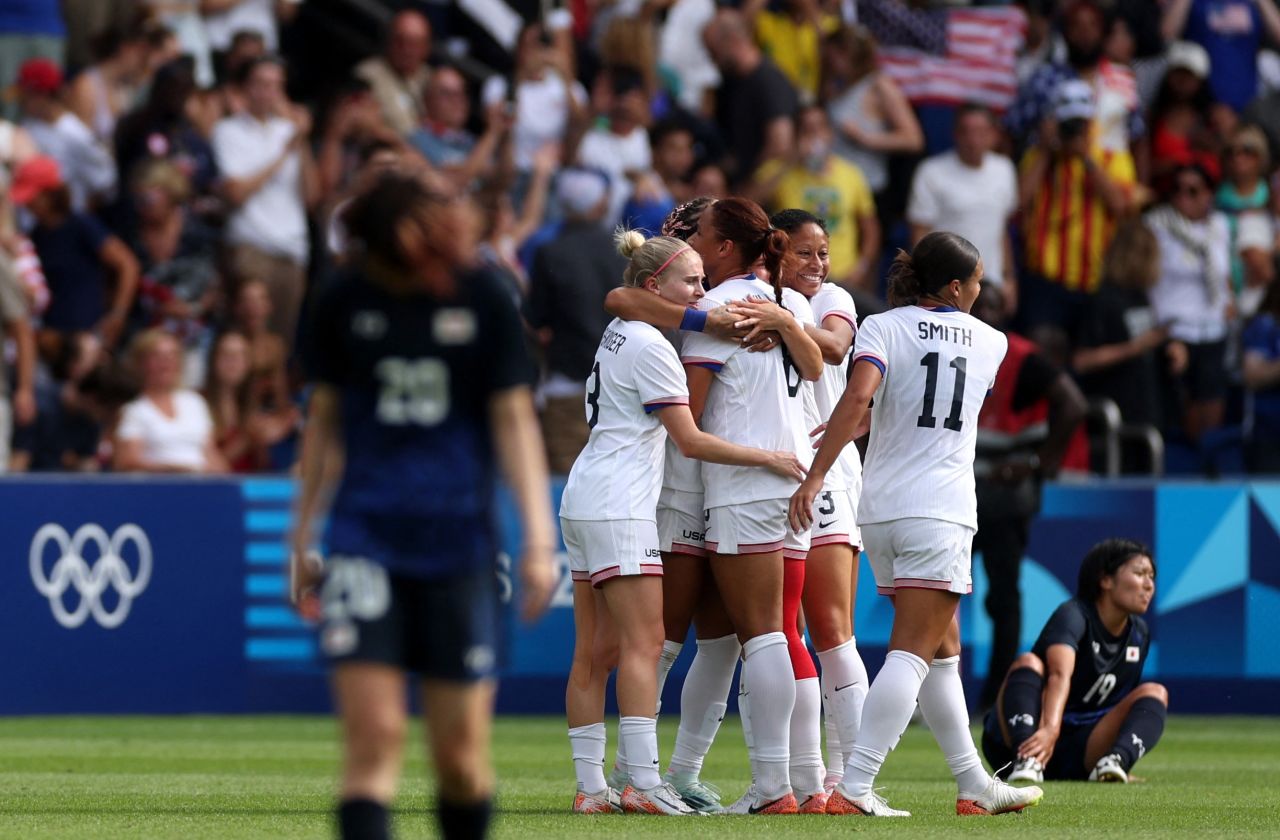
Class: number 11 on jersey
917,352,967,432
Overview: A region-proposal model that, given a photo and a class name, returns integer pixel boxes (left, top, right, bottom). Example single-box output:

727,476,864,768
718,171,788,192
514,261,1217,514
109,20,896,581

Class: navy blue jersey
304,266,535,578
1032,598,1150,725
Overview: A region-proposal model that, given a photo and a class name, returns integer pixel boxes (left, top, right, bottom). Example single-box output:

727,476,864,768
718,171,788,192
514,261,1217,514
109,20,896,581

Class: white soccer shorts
861,517,975,595
809,488,862,552
560,517,664,587
657,488,707,557
705,498,811,560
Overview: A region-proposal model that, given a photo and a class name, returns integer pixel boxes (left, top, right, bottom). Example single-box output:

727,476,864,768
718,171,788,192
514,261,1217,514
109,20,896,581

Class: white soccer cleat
1089,753,1129,783
662,771,723,813
620,783,701,815
957,776,1044,815
1008,755,1045,784
720,784,799,815
572,786,622,814
825,787,911,817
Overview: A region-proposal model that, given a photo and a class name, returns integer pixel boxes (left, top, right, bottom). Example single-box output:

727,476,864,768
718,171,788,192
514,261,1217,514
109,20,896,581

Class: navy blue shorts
317,555,504,681
981,708,1095,781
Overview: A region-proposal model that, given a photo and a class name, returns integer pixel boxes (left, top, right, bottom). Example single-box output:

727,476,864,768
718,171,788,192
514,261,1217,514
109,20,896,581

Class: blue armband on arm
680,308,708,333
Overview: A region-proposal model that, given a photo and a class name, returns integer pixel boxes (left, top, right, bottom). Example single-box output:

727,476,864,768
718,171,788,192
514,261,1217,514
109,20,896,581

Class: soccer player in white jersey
790,232,1044,817
681,197,823,815
734,209,873,808
560,229,806,815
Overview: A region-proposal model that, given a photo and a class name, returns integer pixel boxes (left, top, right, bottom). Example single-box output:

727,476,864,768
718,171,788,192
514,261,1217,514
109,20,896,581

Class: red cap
15,58,63,95
10,156,63,206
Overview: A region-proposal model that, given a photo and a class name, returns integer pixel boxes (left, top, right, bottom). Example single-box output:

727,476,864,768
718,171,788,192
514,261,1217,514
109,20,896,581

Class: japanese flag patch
1125,646,1140,662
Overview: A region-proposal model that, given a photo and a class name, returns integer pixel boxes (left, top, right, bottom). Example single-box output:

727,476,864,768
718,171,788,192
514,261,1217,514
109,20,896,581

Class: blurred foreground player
983,538,1167,784
290,170,557,840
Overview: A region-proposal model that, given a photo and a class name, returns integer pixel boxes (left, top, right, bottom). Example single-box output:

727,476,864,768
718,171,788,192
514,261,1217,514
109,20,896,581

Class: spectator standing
1017,80,1135,336
908,104,1019,313
1217,125,1275,317
972,281,1087,711
1148,40,1221,188
703,8,799,185
409,66,504,189
354,9,432,137
481,22,587,184
16,58,118,211
0,253,37,472
114,328,227,473
114,57,220,198
1145,164,1233,443
229,277,296,448
203,0,300,57
1006,0,1144,157
1162,0,1280,113
10,156,139,359
821,24,923,197
1242,283,1280,471
0,0,64,121
753,104,879,292
1074,220,1183,433
524,169,627,474
659,0,720,115
213,56,319,344
576,68,653,228
747,0,837,104
66,22,151,149
143,0,216,87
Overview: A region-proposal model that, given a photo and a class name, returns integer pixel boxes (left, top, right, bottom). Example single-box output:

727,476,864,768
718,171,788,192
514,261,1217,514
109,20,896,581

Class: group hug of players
557,196,1170,817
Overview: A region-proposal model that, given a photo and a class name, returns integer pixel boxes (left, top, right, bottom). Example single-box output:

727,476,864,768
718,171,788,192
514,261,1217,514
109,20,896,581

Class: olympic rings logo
29,524,152,629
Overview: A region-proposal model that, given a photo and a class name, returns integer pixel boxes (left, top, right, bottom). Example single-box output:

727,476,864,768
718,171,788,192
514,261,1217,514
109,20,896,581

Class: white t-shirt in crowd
808,283,862,496
576,125,652,227
23,112,116,211
203,0,293,51
853,305,1006,530
117,390,214,472
481,73,587,171
659,0,721,113
907,151,1018,285
1146,208,1232,344
559,319,690,522
682,276,813,508
212,112,309,264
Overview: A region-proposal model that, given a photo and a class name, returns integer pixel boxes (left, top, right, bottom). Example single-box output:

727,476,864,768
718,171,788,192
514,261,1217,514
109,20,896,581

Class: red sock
783,557,817,679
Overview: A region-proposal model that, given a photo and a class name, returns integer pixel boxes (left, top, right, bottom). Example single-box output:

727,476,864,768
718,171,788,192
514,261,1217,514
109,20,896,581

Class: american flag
874,6,1026,111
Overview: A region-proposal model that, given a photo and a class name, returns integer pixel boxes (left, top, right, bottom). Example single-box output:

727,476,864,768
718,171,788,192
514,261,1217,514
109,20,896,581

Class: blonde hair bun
614,227,648,259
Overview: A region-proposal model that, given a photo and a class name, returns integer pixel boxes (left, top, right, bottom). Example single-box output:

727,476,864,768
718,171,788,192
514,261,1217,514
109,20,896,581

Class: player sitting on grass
982,538,1168,784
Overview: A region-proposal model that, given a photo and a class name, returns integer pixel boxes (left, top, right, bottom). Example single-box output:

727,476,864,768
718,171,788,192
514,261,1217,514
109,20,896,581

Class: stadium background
8,475,1278,716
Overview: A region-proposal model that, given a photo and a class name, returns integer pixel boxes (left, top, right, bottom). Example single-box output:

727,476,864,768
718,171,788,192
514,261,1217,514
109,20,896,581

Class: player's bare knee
1011,651,1044,676
435,745,491,800
590,638,619,673
805,607,848,651
1135,681,1169,706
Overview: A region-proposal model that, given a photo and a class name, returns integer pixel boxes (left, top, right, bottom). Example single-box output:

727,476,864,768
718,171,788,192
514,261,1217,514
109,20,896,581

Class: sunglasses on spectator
1229,145,1261,157
1174,182,1207,197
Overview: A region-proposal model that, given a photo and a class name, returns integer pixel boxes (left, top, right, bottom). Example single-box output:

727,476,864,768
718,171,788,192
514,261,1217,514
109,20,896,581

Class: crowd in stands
1,0,1278,477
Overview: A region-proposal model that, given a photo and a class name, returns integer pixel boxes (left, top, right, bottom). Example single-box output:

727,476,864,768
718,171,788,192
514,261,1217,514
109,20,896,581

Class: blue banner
1,477,1276,714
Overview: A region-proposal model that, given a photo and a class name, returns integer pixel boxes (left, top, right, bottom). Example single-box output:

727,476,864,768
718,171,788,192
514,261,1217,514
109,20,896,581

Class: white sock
656,640,684,715
619,716,662,790
742,632,795,799
669,634,740,779
613,736,626,782
568,722,607,793
737,660,755,784
917,655,991,797
840,650,930,798
789,677,825,796
823,714,842,788
817,638,869,770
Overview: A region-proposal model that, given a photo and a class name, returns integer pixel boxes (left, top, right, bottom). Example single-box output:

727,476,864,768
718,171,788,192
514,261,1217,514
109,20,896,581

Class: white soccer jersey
809,283,862,495
681,276,812,508
661,330,702,494
560,319,689,521
853,305,1007,530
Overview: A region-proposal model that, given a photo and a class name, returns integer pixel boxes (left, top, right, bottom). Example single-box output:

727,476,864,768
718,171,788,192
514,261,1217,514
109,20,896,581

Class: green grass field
1,715,1278,838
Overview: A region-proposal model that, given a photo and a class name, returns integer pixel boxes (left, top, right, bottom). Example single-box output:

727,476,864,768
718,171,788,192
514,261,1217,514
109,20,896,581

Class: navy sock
1000,666,1043,747
437,796,493,840
1110,696,1167,771
338,798,389,840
